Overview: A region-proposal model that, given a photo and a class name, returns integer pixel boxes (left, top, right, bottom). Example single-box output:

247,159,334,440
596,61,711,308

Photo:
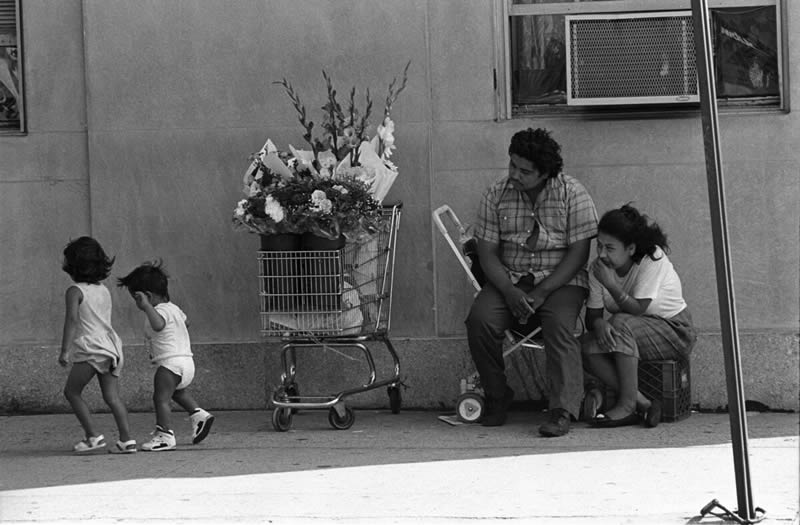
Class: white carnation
234,199,248,218
264,195,285,223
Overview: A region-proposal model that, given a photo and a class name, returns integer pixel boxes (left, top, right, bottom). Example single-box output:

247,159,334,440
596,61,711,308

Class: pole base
699,498,766,524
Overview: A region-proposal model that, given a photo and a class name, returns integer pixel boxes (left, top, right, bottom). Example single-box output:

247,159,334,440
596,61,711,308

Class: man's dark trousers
465,277,586,418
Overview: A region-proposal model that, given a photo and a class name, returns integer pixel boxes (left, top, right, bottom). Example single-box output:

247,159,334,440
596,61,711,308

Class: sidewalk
1,409,797,524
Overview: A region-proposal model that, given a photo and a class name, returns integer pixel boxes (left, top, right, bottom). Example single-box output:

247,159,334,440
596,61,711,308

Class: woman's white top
587,247,687,319
144,301,193,364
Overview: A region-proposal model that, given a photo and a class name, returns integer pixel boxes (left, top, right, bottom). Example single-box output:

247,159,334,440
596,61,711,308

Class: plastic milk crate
638,359,692,422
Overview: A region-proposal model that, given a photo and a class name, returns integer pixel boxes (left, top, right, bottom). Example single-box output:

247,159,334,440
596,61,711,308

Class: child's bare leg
63,362,98,438
153,366,181,431
172,388,199,414
98,373,132,442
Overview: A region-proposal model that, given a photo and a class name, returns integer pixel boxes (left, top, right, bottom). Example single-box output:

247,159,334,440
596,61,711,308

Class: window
493,0,787,117
0,0,22,132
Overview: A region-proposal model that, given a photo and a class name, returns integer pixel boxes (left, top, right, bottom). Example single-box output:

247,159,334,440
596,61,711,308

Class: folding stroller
433,205,551,422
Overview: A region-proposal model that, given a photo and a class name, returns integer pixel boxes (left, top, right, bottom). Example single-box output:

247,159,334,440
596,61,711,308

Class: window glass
511,14,567,105
512,0,618,3
713,7,779,98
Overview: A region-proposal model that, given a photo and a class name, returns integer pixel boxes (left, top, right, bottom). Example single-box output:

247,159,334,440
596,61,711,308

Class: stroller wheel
456,393,485,423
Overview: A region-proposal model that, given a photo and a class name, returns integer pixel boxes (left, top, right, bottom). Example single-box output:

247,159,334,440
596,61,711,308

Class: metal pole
690,0,756,520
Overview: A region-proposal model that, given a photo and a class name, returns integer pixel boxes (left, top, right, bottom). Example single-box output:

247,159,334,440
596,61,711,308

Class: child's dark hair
117,260,170,300
62,236,115,284
508,127,564,178
598,204,669,262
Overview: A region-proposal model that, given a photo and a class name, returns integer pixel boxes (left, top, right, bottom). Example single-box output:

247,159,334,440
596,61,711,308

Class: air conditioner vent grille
567,13,699,105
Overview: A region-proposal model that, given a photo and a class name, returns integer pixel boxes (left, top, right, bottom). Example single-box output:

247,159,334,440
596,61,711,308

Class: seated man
465,128,598,437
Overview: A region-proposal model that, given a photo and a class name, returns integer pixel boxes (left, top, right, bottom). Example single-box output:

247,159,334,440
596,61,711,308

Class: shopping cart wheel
328,406,355,430
388,385,401,414
456,393,485,423
271,407,293,432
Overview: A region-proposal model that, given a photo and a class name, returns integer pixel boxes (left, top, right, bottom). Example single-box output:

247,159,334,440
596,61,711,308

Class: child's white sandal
73,434,106,453
109,439,137,454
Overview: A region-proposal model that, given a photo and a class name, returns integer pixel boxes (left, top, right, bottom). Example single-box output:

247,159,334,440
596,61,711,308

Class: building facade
1,0,797,413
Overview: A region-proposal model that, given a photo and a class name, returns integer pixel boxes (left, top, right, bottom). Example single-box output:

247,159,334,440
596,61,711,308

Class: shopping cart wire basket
258,203,403,431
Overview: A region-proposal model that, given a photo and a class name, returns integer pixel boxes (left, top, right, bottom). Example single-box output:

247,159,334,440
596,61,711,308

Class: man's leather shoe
539,408,571,437
481,387,514,427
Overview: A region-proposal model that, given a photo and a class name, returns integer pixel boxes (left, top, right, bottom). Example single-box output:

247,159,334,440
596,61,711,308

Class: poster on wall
0,0,21,131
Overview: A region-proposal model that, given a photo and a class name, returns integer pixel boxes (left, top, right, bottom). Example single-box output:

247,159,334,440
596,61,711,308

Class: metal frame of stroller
433,205,550,423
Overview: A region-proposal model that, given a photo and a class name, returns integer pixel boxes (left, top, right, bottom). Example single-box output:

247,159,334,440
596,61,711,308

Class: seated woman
581,204,696,428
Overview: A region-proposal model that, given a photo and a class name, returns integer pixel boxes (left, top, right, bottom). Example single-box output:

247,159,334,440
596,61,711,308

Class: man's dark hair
508,127,563,178
117,260,170,300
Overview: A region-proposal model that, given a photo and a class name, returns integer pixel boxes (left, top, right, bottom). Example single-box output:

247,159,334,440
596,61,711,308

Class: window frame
0,0,24,134
492,0,789,119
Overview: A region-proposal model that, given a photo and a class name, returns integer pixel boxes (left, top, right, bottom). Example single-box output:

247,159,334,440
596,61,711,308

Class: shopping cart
258,203,403,431
433,205,551,423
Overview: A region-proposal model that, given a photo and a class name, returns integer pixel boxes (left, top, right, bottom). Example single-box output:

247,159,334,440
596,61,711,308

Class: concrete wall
1,0,797,414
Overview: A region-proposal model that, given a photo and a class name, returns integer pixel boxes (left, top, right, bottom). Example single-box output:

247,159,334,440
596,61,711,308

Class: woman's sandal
109,439,137,454
643,399,663,428
590,412,641,428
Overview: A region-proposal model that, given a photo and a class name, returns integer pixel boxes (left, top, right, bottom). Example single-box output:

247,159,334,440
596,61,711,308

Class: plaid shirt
474,173,598,289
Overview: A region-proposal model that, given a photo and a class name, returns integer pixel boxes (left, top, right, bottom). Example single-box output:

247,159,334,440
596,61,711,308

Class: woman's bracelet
616,291,630,304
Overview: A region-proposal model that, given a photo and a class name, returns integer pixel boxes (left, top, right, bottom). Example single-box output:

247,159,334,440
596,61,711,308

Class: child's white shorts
159,356,195,390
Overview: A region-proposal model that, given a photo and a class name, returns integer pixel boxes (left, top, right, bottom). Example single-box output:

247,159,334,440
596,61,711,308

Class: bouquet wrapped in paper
232,62,410,243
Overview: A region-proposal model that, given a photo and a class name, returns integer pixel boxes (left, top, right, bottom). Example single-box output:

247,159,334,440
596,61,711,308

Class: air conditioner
566,11,699,106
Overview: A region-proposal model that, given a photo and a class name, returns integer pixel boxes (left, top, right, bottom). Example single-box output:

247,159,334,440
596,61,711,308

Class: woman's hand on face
593,318,618,350
592,258,617,289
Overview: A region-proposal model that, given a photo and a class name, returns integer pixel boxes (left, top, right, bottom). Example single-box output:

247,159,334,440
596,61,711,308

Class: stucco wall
1,0,797,413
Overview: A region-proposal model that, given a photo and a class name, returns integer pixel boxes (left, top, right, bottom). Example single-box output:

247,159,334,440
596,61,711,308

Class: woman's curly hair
598,203,669,262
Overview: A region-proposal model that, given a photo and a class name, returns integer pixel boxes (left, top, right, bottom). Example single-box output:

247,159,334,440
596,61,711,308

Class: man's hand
58,351,69,367
504,287,536,321
528,286,548,311
593,318,618,350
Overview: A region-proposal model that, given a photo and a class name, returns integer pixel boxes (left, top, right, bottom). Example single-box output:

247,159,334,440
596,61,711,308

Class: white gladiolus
377,117,396,158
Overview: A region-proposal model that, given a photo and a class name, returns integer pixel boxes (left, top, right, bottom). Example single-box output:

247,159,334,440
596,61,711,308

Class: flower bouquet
233,61,409,244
